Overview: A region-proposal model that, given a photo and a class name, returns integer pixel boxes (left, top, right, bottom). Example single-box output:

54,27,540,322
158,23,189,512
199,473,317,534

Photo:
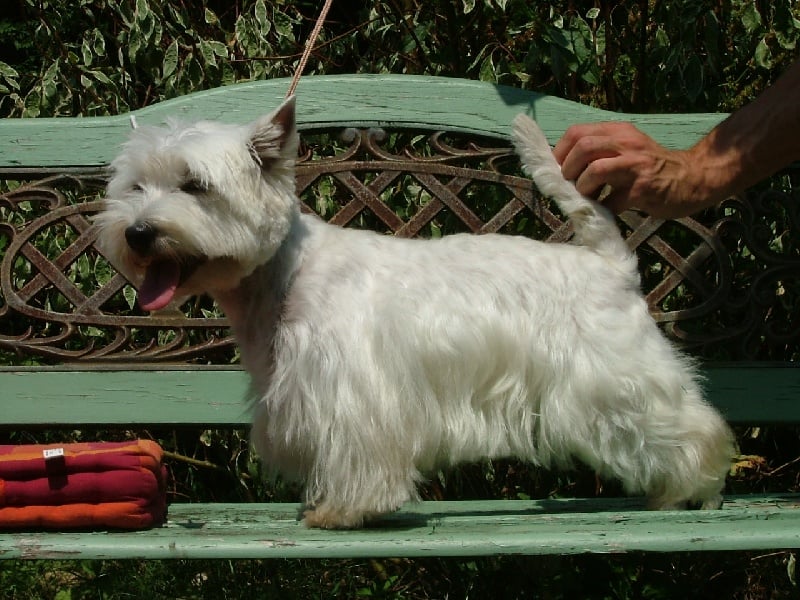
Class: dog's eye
180,179,208,194
131,183,144,193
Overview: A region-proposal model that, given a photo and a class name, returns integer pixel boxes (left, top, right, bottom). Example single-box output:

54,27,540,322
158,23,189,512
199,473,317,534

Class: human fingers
552,122,639,165
572,155,637,200
559,135,623,182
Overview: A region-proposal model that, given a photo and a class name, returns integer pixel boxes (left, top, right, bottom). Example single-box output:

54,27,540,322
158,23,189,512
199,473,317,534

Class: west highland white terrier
95,97,735,528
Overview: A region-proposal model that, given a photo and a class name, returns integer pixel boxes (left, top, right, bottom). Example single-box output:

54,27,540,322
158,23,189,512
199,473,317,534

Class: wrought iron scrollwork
1,129,798,363
0,175,234,363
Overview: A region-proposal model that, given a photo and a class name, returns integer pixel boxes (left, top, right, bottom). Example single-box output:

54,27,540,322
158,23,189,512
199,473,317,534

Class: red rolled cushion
0,440,163,479
0,440,167,530
0,498,166,529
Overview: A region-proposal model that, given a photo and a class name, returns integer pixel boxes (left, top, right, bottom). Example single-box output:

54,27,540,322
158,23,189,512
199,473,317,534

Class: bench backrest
1,75,798,417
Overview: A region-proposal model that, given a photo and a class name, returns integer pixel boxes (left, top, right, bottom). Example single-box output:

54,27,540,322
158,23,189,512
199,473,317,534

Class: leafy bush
1,0,798,118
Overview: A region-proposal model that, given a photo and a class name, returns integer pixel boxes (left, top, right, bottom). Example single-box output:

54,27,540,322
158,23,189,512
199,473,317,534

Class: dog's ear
249,96,297,168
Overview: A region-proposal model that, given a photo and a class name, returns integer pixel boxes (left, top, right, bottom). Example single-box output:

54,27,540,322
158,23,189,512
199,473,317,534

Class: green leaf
462,0,476,14
594,21,606,60
466,43,491,73
754,37,772,69
118,1,134,27
168,4,189,29
568,15,593,64
478,53,497,82
41,59,59,92
81,37,93,66
199,40,217,67
162,39,178,79
740,3,762,34
23,89,41,117
204,7,219,25
140,10,156,43
208,40,227,58
254,0,269,32
221,61,235,86
0,60,19,90
91,70,112,84
586,7,600,20
234,15,254,54
774,0,800,50
135,0,150,23
0,60,19,79
181,54,204,90
128,27,142,62
92,28,106,56
123,285,137,310
512,68,530,83
273,10,294,41
84,327,104,339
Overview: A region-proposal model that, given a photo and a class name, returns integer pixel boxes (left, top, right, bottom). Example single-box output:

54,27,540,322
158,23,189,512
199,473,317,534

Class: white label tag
43,448,65,460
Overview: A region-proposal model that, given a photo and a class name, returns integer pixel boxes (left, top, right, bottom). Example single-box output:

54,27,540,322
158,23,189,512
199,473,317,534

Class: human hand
552,122,711,218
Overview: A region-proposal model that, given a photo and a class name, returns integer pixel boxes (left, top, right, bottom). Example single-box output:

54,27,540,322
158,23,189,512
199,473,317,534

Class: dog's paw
647,493,724,511
302,506,367,530
690,494,723,510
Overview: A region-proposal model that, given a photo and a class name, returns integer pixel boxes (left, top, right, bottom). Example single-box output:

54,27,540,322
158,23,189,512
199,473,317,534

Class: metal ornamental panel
1,127,798,363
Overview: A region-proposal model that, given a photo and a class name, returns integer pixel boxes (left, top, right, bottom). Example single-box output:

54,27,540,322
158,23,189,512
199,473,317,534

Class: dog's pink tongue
138,260,180,312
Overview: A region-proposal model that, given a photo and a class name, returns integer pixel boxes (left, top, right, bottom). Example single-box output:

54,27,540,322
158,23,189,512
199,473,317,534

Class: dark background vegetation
1,0,799,598
1,0,798,117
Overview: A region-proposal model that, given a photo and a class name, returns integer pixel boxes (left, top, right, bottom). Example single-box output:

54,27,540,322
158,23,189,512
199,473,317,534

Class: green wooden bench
1,74,799,560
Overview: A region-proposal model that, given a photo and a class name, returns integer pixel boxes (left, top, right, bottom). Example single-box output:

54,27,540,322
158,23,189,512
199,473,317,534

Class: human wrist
682,138,741,209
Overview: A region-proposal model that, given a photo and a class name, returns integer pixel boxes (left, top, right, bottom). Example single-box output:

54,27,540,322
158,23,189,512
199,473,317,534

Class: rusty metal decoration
1,128,798,364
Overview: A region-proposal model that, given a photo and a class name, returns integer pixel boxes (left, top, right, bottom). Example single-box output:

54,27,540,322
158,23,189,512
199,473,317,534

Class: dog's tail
511,114,630,262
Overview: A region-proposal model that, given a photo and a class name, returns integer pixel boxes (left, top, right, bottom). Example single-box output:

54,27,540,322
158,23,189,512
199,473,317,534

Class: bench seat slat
1,365,798,427
1,495,798,560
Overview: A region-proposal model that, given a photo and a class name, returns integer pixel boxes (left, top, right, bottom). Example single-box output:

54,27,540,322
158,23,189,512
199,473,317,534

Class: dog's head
94,97,298,311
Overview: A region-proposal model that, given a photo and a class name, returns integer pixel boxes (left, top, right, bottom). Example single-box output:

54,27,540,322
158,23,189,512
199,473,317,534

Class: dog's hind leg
596,389,733,511
639,391,734,511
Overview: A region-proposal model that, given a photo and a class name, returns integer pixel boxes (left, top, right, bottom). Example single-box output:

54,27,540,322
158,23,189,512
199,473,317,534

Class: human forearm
689,59,800,205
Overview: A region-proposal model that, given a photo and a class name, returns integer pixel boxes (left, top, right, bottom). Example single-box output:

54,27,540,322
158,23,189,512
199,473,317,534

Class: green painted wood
0,75,727,171
0,365,797,427
704,364,800,423
1,495,798,560
0,368,251,427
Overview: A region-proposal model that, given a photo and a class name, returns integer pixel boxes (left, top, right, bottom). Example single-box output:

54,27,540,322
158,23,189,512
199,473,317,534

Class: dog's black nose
125,222,157,255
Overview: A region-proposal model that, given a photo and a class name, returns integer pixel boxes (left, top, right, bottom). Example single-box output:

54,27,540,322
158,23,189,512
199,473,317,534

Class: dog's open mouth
138,258,201,312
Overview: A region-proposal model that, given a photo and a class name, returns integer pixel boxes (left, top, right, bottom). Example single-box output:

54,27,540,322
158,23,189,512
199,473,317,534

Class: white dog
95,97,735,528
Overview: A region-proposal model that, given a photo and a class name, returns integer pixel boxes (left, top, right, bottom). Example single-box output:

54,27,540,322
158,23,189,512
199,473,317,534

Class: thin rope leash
286,0,334,98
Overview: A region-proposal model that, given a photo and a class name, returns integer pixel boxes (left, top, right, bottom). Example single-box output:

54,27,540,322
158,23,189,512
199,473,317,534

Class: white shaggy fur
95,99,735,529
